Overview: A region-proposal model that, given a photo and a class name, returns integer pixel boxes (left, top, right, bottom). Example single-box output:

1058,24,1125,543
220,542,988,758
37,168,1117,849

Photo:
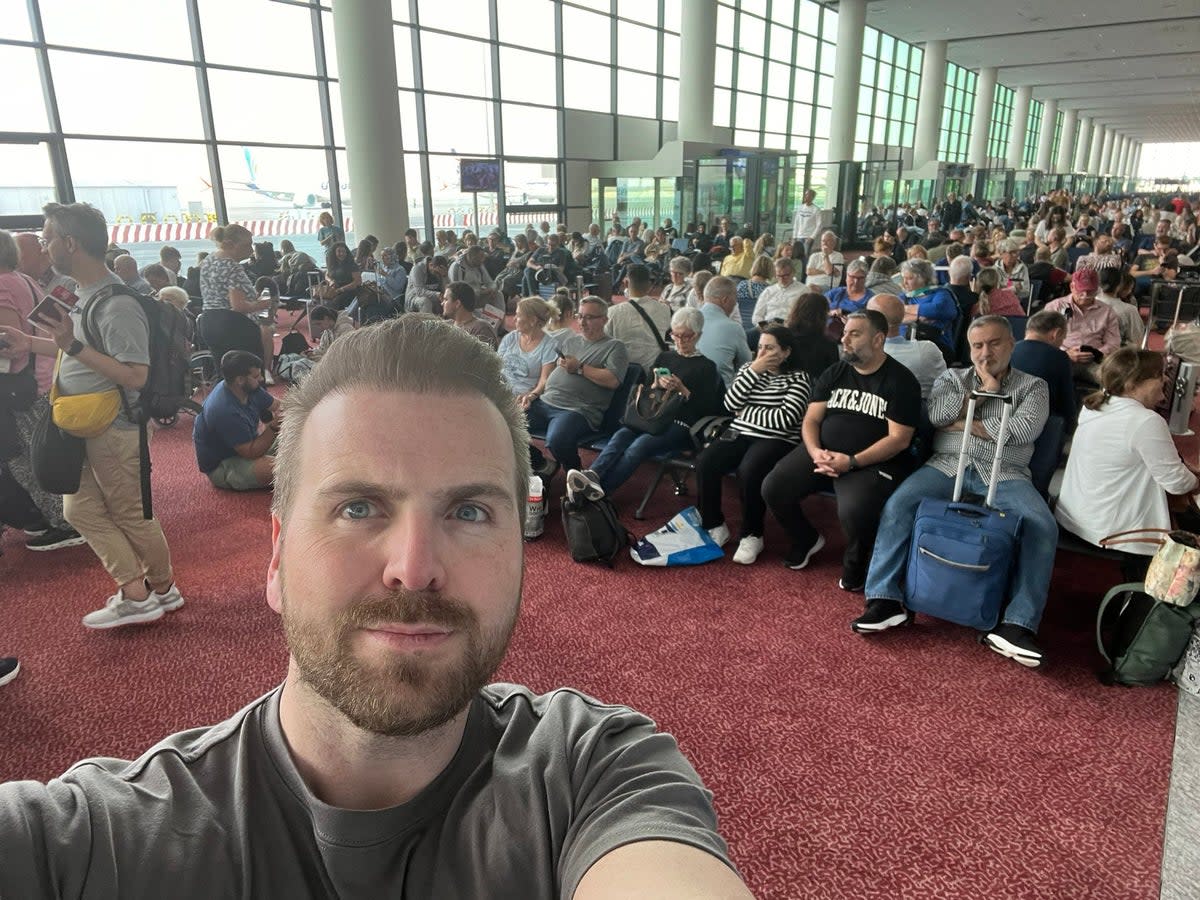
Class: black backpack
84,283,199,424
561,494,628,566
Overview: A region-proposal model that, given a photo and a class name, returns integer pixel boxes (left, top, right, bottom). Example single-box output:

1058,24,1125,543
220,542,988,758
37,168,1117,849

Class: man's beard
841,348,862,365
281,573,519,738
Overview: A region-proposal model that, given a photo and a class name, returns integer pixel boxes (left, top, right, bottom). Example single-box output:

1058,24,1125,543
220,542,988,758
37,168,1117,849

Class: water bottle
524,475,546,541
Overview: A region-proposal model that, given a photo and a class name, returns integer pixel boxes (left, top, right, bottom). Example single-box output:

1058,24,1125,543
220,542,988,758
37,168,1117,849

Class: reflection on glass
51,51,204,140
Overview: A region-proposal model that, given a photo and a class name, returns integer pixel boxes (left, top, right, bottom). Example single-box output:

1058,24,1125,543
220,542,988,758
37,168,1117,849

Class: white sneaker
149,583,185,613
732,535,765,565
707,523,731,547
82,591,165,630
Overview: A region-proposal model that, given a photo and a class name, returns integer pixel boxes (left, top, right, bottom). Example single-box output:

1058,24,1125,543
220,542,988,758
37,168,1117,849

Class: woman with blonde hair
1057,348,1200,578
544,289,575,337
316,211,344,249
498,296,559,406
200,223,277,382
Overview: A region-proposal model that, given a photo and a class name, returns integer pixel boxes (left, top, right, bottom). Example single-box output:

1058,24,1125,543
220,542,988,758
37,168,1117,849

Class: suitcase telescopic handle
953,390,1014,507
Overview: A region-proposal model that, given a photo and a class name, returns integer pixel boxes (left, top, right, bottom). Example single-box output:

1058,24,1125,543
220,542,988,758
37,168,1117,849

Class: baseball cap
1071,268,1099,294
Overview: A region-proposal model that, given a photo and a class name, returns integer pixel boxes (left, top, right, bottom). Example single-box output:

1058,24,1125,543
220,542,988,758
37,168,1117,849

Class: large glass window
68,139,212,225
215,145,331,221
563,59,611,114
208,70,324,145
423,95,497,154
199,0,317,76
51,52,205,141
498,48,557,106
1024,100,1043,169
0,143,57,216
501,103,558,158
0,47,50,131
417,0,490,39
420,33,493,97
41,0,193,59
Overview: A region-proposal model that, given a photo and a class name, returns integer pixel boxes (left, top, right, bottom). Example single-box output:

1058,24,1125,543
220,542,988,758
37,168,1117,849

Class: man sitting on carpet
0,315,749,900
851,315,1056,669
192,350,281,491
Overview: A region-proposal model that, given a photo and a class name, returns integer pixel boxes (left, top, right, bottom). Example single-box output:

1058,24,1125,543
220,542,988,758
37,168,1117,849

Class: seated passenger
695,276,753,388
376,246,408,303
899,258,958,353
660,256,693,310
405,254,449,314
805,231,844,292
526,297,628,479
579,307,724,497
604,264,672,373
696,325,811,565
825,258,874,316
995,238,1031,304
500,297,559,405
718,237,754,280
865,256,902,296
750,258,804,329
785,292,839,381
1010,309,1078,433
1096,266,1145,348
308,305,354,360
523,233,574,297
323,242,361,310
448,246,490,293
1056,348,1199,582
193,350,280,492
1044,268,1120,385
763,310,921,588
852,316,1055,669
735,255,773,330
441,282,498,350
969,266,1025,319
868,293,945,399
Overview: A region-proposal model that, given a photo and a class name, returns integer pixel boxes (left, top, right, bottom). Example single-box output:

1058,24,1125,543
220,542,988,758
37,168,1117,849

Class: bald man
112,255,152,295
15,231,76,296
868,293,946,400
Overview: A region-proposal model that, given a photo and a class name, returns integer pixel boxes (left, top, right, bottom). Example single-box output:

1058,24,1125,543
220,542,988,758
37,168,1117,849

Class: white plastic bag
630,506,723,567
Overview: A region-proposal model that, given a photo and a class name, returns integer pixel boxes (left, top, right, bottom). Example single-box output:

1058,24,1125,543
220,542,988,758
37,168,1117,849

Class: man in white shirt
791,189,821,260
868,294,946,400
750,258,805,328
604,264,671,373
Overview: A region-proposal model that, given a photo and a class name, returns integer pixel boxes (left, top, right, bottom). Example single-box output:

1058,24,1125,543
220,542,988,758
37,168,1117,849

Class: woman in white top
1056,348,1199,578
805,230,844,292
499,296,560,406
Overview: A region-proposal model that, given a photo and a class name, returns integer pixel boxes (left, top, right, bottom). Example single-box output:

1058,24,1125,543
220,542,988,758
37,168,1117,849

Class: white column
331,0,409,239
678,0,717,143
1074,115,1092,172
968,66,997,169
827,0,866,162
1113,135,1127,179
1036,98,1057,172
1056,106,1077,173
912,39,947,169
1099,128,1115,175
1087,121,1104,174
1006,84,1033,169
1131,143,1143,180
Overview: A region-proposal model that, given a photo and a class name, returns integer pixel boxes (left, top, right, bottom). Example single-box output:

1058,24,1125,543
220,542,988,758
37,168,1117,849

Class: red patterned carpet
0,413,1176,899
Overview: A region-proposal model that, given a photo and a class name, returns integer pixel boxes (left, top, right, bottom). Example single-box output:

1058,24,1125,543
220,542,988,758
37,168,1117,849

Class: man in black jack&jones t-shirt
763,310,922,590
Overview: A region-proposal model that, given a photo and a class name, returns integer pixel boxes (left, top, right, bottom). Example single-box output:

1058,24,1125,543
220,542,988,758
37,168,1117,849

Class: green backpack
1097,583,1200,686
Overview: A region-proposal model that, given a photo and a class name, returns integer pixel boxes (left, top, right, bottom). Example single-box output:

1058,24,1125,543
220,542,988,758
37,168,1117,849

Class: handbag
1101,528,1200,607
30,398,85,495
622,382,684,436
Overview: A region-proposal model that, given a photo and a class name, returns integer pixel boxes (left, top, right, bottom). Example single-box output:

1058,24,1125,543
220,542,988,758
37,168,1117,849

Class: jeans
526,399,595,473
695,433,794,537
590,424,690,494
863,464,1058,632
763,444,911,585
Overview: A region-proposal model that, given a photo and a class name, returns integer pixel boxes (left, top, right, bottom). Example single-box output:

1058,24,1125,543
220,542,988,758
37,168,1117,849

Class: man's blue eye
453,504,489,523
341,500,375,520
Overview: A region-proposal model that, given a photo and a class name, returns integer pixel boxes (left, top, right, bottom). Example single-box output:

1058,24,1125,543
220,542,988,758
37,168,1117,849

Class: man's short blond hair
271,315,531,526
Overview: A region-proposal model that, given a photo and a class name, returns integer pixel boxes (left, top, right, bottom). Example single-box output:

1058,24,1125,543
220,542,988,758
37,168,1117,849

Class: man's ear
266,514,285,615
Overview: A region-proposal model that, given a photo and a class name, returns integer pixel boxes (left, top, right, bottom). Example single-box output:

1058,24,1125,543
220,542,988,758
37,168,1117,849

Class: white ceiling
831,0,1200,143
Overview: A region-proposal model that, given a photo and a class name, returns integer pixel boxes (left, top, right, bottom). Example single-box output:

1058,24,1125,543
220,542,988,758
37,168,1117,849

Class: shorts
206,455,267,492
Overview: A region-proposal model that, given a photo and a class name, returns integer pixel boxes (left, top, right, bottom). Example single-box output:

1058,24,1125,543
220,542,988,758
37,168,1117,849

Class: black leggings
695,434,794,537
763,444,911,584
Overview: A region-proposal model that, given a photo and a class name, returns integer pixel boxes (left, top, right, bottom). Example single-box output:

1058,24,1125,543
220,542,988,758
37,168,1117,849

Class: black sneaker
23,521,50,538
838,577,864,593
26,527,88,552
983,623,1044,668
533,458,560,482
783,534,825,570
0,657,18,687
851,598,913,634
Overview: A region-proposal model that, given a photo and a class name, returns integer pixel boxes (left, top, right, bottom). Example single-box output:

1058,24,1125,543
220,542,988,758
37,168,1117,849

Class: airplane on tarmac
205,148,351,209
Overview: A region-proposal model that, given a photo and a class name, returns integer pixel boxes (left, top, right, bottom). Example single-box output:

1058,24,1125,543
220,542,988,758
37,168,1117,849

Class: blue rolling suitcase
904,390,1023,630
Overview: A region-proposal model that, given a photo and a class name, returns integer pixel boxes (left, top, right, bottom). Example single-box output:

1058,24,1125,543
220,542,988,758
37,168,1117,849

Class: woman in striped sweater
696,324,812,565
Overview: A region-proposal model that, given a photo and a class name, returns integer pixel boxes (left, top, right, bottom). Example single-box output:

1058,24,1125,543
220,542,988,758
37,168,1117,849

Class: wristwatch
65,339,84,357
847,453,859,471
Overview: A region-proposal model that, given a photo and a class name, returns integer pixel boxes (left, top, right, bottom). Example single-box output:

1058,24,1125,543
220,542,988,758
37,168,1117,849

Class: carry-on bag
904,390,1023,630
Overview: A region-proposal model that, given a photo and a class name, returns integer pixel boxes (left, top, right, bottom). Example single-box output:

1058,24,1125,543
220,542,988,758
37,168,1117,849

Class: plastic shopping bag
630,506,723,567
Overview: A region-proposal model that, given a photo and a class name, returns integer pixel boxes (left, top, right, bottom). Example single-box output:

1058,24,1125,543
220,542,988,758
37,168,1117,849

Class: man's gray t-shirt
0,684,732,899
55,272,150,429
540,334,629,429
